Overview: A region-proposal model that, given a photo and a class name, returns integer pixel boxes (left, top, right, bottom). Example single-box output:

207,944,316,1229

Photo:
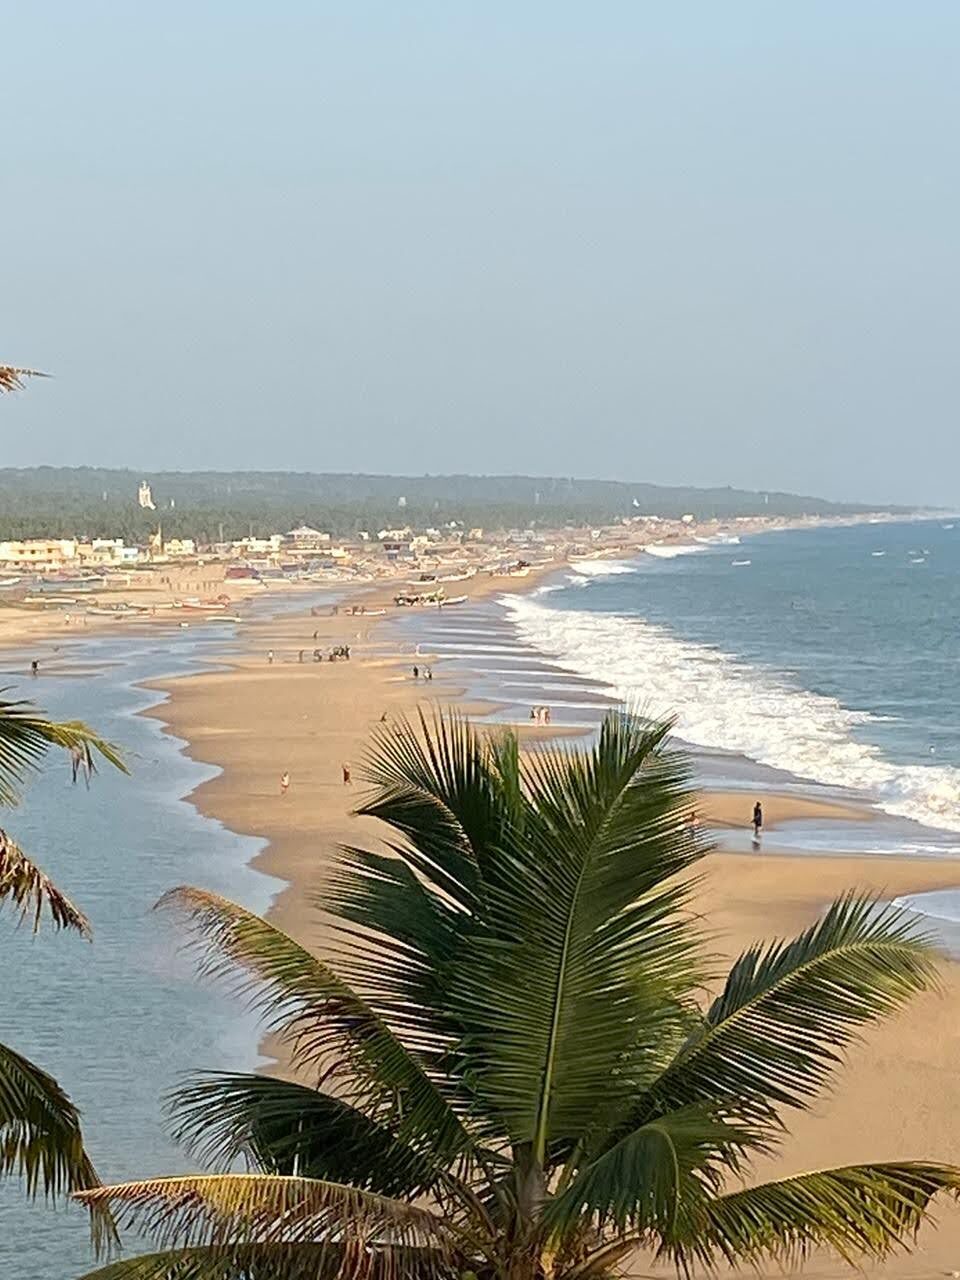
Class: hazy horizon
5,3,959,506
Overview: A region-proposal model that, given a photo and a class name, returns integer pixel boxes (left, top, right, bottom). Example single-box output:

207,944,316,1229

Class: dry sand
144,592,960,1279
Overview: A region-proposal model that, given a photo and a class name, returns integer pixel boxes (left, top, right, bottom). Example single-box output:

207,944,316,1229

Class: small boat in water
731,559,751,566
439,595,468,606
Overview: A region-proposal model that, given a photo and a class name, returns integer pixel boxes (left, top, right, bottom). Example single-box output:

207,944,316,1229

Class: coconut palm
0,693,124,1249
77,710,958,1279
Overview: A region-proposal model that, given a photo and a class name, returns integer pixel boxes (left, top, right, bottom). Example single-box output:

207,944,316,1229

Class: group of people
529,705,552,724
411,665,433,680
293,645,351,663
280,762,353,797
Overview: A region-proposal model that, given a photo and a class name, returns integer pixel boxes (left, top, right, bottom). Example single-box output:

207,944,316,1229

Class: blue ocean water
0,623,281,1280
503,521,960,836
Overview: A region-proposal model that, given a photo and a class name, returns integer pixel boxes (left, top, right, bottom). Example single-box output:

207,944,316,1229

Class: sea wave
894,891,960,925
566,559,637,576
503,596,960,835
643,543,706,559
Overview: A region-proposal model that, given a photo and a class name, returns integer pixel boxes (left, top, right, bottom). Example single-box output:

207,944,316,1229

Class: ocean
397,518,960,938
0,622,281,1280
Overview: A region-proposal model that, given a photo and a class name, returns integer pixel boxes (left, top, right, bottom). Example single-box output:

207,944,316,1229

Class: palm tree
0,693,124,1250
76,711,959,1279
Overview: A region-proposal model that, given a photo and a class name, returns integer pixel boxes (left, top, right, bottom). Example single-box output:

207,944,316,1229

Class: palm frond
0,829,89,933
666,1161,960,1270
169,1073,441,1197
158,888,471,1164
0,366,50,393
0,693,126,806
448,712,705,1155
544,1105,759,1242
324,843,463,1053
76,1174,461,1258
357,708,509,913
77,1243,456,1280
645,894,940,1129
0,1040,115,1250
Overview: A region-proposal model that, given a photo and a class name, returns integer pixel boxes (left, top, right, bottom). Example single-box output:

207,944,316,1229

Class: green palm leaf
0,694,126,806
666,1161,960,1269
449,714,704,1156
545,1105,759,1240
356,708,514,913
0,1041,115,1250
158,888,471,1163
645,894,940,1128
0,830,89,933
170,1073,441,1196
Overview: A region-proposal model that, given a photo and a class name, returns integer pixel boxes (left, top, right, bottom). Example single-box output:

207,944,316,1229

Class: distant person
30,659,38,677
412,665,419,680
543,706,551,724
752,800,763,844
425,666,432,681
342,762,352,785
687,809,699,840
280,771,290,797
298,649,304,663
267,649,274,664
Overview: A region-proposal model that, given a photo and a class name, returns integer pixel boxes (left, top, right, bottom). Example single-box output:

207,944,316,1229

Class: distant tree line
0,468,901,543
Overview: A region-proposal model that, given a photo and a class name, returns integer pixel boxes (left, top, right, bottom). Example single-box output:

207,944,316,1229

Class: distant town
0,475,913,624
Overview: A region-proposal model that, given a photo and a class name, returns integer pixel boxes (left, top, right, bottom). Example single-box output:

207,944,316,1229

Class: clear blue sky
4,2,959,504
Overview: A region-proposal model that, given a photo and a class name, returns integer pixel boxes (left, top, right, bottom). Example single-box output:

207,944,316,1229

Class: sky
3,2,959,505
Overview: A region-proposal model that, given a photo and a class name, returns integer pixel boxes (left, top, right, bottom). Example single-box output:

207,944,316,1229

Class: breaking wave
503,595,960,837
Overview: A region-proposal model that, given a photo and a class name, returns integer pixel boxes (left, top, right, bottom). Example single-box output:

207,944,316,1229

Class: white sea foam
566,559,637,576
503,596,960,836
643,544,706,560
894,891,960,925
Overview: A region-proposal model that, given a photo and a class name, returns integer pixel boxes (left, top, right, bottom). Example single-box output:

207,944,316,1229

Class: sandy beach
141,587,960,1279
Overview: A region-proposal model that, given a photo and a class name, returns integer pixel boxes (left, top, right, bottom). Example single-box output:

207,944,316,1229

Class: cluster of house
0,523,493,575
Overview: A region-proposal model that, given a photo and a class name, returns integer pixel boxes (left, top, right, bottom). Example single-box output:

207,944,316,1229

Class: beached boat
439,595,468,606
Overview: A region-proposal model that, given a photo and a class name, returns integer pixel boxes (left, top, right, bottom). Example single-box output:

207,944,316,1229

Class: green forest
0,468,900,542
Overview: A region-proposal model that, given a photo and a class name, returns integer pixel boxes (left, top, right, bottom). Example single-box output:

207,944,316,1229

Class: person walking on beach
280,771,290,797
752,800,763,845
298,649,304,663
30,659,39,677
267,649,274,664
412,665,419,680
342,762,352,785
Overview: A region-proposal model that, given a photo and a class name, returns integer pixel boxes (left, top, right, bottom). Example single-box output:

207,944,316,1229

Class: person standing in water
752,800,763,844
